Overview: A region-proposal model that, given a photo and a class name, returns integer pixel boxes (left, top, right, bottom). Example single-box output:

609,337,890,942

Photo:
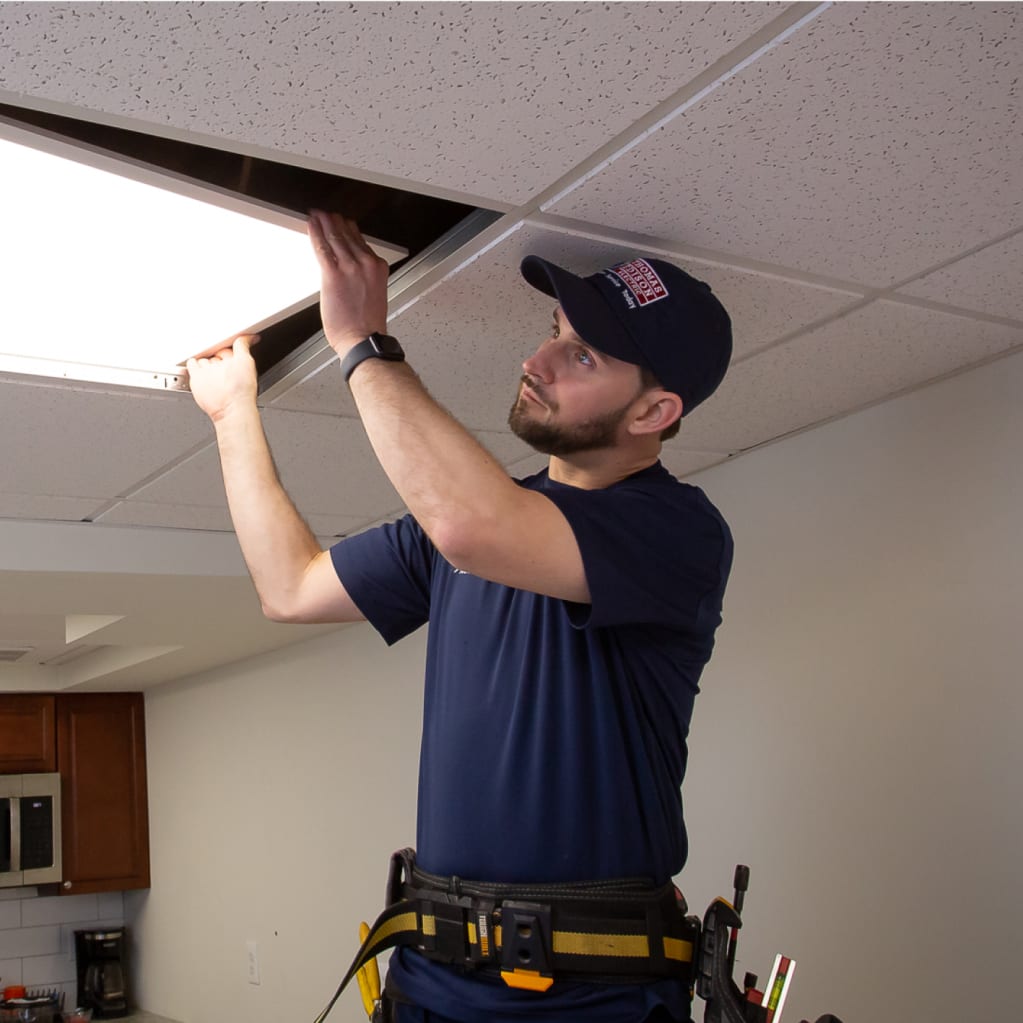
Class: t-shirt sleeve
541,481,732,633
330,515,435,645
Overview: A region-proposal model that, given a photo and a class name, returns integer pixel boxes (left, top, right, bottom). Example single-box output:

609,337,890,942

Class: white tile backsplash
0,923,59,959
22,951,75,986
96,893,124,920
0,955,24,984
0,888,123,996
0,901,21,929
22,893,101,927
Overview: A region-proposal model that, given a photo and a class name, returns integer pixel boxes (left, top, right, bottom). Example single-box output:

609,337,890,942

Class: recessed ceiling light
0,116,407,390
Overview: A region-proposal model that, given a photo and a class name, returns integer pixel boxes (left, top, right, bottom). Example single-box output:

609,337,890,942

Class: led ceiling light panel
0,117,407,390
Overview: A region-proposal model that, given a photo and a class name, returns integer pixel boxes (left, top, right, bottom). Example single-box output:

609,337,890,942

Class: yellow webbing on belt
316,896,695,1023
487,922,693,963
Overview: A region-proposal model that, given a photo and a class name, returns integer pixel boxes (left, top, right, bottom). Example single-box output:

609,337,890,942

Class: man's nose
523,339,556,381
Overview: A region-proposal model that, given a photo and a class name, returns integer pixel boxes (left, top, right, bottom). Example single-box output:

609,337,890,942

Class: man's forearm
348,359,521,558
212,402,323,619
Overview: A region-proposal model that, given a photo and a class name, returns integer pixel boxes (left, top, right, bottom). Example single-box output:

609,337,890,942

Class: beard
507,377,632,456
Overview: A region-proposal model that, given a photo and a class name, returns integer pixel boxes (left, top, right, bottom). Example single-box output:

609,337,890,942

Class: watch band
340,333,406,383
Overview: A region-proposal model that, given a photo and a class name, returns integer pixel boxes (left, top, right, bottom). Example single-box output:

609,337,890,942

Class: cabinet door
56,693,150,894
0,694,56,773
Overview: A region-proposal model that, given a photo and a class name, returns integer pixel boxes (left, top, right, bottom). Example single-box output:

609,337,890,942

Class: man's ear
629,389,684,437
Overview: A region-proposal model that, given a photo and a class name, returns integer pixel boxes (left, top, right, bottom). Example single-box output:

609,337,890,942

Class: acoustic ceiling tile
0,380,211,499
664,263,862,358
260,408,403,519
0,493,99,523
897,232,1023,322
126,446,228,510
94,499,369,543
673,299,1023,453
660,447,734,480
549,2,1023,286
0,2,784,204
268,360,357,418
131,410,403,522
94,501,236,533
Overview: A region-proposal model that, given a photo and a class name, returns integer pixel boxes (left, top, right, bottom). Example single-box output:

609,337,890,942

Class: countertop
109,1015,180,1023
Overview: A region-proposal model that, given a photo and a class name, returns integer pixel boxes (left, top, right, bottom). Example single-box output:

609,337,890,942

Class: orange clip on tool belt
326,847,699,1017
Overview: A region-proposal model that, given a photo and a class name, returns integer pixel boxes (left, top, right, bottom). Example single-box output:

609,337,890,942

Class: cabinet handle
63,880,72,889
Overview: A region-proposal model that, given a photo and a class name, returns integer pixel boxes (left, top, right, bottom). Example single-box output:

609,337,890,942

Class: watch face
370,333,403,358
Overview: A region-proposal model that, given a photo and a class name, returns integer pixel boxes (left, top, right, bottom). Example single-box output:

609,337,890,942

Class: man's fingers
234,333,259,355
336,215,374,255
309,209,377,266
186,334,259,374
308,210,338,265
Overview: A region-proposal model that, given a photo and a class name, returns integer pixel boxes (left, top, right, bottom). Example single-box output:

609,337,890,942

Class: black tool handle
726,864,750,978
732,864,750,914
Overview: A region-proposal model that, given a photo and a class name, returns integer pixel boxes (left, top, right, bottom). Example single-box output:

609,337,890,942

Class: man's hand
308,210,390,357
186,334,259,423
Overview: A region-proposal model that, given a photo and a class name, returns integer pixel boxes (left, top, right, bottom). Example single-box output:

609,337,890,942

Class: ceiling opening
0,103,500,392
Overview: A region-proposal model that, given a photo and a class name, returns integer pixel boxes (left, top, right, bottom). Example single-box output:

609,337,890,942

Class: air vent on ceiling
0,647,33,662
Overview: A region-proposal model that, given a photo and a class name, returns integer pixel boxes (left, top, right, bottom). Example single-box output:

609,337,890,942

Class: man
187,211,734,1023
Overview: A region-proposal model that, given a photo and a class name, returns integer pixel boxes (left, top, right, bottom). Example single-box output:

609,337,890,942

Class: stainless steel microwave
0,772,62,887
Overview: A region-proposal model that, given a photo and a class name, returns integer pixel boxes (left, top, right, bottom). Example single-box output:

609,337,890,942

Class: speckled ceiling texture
0,0,1020,541
547,1,1023,286
0,1,785,204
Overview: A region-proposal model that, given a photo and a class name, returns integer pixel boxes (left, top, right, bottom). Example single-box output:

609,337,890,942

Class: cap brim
520,256,647,369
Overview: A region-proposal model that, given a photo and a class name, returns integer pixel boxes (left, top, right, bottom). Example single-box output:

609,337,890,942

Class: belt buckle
499,900,554,992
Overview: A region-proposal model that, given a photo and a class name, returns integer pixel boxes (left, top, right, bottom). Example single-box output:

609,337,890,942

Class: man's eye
576,348,593,366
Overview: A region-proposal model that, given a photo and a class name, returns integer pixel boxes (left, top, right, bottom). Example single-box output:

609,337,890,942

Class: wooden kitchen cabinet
54,692,151,894
0,691,151,894
0,694,56,773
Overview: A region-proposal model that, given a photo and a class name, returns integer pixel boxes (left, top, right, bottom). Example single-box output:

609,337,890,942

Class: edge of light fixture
0,113,408,392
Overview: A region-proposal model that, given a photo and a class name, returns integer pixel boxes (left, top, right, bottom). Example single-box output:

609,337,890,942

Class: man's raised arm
186,335,364,624
307,210,589,604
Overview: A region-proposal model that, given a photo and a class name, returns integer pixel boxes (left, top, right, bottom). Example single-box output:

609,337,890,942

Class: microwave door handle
9,796,21,872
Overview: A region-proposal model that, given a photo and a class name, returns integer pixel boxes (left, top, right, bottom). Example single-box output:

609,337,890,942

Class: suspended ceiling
0,1,1020,690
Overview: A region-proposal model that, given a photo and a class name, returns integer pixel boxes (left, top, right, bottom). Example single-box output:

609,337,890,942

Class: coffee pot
74,929,128,1019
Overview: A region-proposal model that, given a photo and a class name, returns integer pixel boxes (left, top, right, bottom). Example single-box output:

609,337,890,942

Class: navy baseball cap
520,255,732,416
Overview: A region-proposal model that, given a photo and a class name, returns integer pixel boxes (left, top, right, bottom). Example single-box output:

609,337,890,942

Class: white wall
681,348,1023,1022
128,623,426,1023
128,348,1023,1023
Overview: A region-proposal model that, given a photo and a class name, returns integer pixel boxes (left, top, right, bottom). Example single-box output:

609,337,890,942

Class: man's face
508,308,645,456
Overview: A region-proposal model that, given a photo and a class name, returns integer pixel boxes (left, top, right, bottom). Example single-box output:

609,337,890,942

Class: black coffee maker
74,928,129,1018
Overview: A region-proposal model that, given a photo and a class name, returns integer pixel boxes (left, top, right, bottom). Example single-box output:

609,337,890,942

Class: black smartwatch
340,333,405,383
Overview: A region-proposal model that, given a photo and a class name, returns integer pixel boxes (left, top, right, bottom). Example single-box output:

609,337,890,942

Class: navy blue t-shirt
332,462,732,1021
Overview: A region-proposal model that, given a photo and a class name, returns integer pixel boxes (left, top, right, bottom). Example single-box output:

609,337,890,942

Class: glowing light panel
0,119,404,388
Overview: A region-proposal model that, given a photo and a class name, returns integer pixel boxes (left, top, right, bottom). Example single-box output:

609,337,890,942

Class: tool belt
337,848,700,1001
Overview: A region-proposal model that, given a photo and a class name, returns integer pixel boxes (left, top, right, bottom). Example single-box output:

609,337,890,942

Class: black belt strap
314,849,698,1022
